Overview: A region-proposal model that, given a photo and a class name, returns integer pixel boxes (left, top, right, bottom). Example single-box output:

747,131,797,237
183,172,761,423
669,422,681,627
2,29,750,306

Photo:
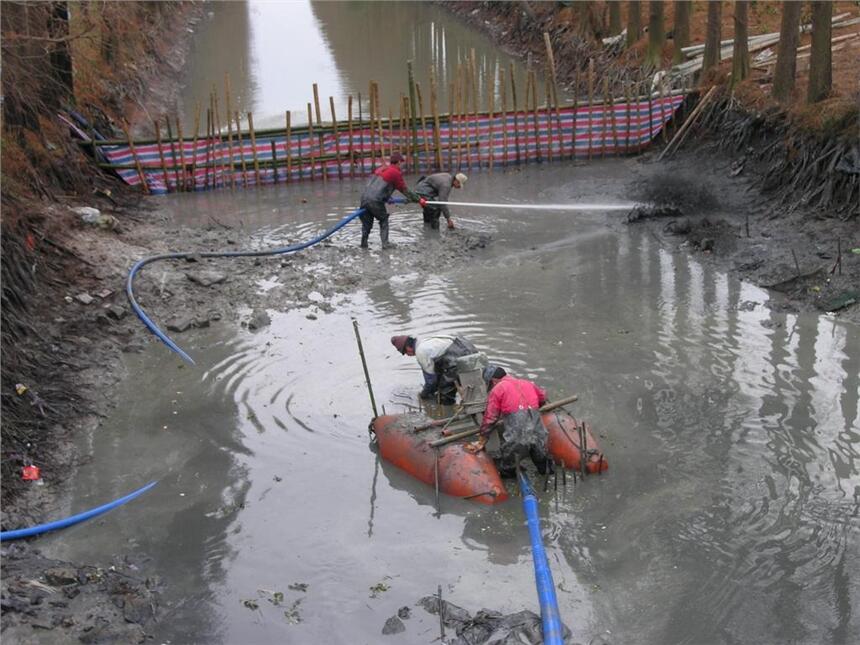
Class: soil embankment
440,1,858,320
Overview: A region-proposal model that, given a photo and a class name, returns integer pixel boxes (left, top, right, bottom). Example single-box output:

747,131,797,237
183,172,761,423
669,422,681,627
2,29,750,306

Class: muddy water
41,159,860,644
180,1,541,130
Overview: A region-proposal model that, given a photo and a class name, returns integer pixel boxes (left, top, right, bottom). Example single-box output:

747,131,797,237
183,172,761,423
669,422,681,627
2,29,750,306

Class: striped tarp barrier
97,95,684,195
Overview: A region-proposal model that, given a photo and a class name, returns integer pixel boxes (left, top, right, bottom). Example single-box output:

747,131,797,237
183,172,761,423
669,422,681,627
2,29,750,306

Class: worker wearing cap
414,172,467,230
466,367,551,475
391,334,478,405
359,153,420,249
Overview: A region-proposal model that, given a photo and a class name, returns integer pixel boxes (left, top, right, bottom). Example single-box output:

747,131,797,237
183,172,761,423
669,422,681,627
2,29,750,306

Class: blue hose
127,206,366,365
0,481,158,542
518,471,564,645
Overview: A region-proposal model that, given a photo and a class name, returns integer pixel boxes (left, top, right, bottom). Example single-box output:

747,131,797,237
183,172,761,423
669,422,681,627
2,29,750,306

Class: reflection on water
180,1,539,130
42,159,860,643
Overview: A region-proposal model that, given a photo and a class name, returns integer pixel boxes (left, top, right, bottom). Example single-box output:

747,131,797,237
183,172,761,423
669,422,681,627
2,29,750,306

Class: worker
466,366,551,475
390,334,479,405
414,172,467,230
359,152,420,249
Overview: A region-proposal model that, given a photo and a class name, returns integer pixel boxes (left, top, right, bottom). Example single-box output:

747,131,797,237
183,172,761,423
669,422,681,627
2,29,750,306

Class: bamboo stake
407,60,418,162
530,70,541,162
123,123,149,193
487,72,495,171
312,84,326,182
347,95,354,178
368,82,377,168
601,77,609,158
470,48,479,169
295,111,303,180
658,85,718,161
416,82,430,172
509,62,520,165
153,119,171,192
285,111,292,182
312,83,322,126
587,60,594,160
307,103,316,181
570,70,579,160
189,102,201,190
647,74,654,150
388,106,394,159
247,111,261,187
430,72,443,171
398,94,405,156
523,67,531,163
544,74,553,162
375,83,384,163
270,140,279,184
352,318,379,418
175,112,187,191
234,111,248,187
224,73,236,189
458,64,468,169
164,115,181,192
624,82,632,154
330,96,343,179
608,80,619,156
660,77,669,144
544,32,564,158
447,79,455,169
358,91,366,174
499,67,508,168
212,86,225,188
204,108,212,189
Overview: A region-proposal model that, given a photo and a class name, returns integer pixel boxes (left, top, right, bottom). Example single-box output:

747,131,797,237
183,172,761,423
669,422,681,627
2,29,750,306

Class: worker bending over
391,334,478,405
414,172,467,230
467,367,551,475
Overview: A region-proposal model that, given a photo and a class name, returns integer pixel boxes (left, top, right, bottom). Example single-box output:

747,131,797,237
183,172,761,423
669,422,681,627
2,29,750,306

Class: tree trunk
673,1,691,64
807,1,833,103
731,0,749,87
702,1,723,71
48,2,74,98
772,1,802,102
609,1,622,35
627,1,641,48
647,1,665,68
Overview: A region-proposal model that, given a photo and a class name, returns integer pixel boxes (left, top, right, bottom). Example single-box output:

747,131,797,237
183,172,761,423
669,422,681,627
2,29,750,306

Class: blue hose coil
0,481,158,542
127,207,366,364
518,471,564,645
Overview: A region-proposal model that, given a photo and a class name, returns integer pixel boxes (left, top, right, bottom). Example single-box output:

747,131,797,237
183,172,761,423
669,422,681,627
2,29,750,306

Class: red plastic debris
21,465,41,481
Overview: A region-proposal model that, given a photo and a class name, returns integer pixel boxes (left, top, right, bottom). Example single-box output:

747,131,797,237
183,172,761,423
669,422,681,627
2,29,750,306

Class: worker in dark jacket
466,367,551,474
359,153,420,249
415,172,467,229
391,333,479,405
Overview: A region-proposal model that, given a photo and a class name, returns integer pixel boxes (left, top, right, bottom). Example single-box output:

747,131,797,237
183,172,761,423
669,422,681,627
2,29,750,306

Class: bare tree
673,0,692,64
772,0,802,102
609,1,622,35
807,0,833,103
647,1,665,67
731,0,749,86
702,0,723,71
627,1,642,47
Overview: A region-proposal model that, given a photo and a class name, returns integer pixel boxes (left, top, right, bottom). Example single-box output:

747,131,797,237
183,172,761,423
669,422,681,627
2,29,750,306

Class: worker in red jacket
359,152,420,249
466,366,551,475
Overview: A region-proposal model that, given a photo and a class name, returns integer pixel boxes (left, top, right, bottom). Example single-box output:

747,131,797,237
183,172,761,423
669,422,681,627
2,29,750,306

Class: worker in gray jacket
415,172,467,230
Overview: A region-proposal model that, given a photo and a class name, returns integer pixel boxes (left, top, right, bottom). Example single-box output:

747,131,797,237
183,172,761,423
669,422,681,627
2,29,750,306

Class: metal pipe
352,318,379,418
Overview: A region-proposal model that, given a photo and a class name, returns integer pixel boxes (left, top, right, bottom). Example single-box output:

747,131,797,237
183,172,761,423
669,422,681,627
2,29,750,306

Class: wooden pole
330,96,343,179
234,111,248,187
368,82,377,168
660,77,669,144
407,60,418,162
375,84,385,163
388,106,394,159
312,83,322,126
123,124,149,193
154,119,172,192
204,108,212,189
352,318,379,418
175,112,187,191
270,140,279,184
430,71,443,171
601,77,609,158
165,115,181,191
608,80,619,156
189,102,201,190
416,82,431,172
624,82,632,154
285,111,292,183
499,67,508,168
212,86,225,188
587,59,594,160
307,103,316,181
459,63,469,169
347,95,355,178
647,72,654,151
358,91,366,174
224,73,236,188
509,62,520,165
544,74,553,162
570,70,579,160
470,48,479,169
487,72,495,171
544,32,563,158
530,70,541,162
247,111,261,187
447,79,455,169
